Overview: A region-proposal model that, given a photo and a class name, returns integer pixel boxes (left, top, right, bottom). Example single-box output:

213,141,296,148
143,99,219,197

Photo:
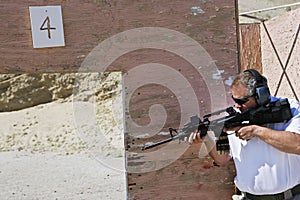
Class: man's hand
235,125,260,141
224,125,260,140
185,131,231,166
184,131,203,144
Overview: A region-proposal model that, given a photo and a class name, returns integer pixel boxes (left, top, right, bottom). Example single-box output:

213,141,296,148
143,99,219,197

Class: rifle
142,98,292,150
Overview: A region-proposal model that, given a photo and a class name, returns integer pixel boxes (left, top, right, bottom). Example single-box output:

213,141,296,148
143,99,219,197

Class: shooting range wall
124,0,239,199
261,8,300,101
0,0,239,199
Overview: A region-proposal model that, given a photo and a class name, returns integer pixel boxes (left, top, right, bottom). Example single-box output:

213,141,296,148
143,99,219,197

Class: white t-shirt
228,96,300,195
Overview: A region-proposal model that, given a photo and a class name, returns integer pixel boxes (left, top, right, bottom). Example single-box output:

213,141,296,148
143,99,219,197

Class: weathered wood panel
239,23,262,73
120,1,239,200
1,0,238,75
1,0,239,199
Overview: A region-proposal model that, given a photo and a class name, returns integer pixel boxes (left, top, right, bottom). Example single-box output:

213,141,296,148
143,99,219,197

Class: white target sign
29,6,65,48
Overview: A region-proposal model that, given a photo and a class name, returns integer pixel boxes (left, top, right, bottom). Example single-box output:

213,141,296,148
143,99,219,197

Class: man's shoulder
271,96,300,107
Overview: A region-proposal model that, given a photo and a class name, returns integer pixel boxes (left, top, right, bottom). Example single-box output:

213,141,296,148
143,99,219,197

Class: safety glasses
231,95,253,105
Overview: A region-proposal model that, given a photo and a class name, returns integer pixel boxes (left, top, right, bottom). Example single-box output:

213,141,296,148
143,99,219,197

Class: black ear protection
244,69,270,106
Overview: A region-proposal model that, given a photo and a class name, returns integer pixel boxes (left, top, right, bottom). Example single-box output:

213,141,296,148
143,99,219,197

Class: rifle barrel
142,137,174,150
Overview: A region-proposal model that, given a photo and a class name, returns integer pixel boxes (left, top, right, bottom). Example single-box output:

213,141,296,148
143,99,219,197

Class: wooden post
238,23,262,73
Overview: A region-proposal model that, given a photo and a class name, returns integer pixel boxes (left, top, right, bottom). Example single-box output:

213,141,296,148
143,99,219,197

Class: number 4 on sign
29,5,65,48
40,16,56,39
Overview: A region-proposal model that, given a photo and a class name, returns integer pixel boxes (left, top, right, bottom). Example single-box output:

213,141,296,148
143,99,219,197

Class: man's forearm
255,126,300,154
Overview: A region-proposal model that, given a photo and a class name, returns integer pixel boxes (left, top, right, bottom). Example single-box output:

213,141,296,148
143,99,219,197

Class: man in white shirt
188,69,300,200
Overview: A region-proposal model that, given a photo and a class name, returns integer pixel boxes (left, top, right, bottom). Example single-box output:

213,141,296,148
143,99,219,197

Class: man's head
231,69,270,112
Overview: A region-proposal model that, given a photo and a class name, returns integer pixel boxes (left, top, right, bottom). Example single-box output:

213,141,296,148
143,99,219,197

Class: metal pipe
239,2,300,16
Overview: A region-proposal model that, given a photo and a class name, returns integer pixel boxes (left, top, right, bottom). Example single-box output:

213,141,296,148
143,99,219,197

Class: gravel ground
0,151,126,200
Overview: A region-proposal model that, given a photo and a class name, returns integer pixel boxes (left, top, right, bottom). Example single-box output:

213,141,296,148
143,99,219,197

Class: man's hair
231,71,256,96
